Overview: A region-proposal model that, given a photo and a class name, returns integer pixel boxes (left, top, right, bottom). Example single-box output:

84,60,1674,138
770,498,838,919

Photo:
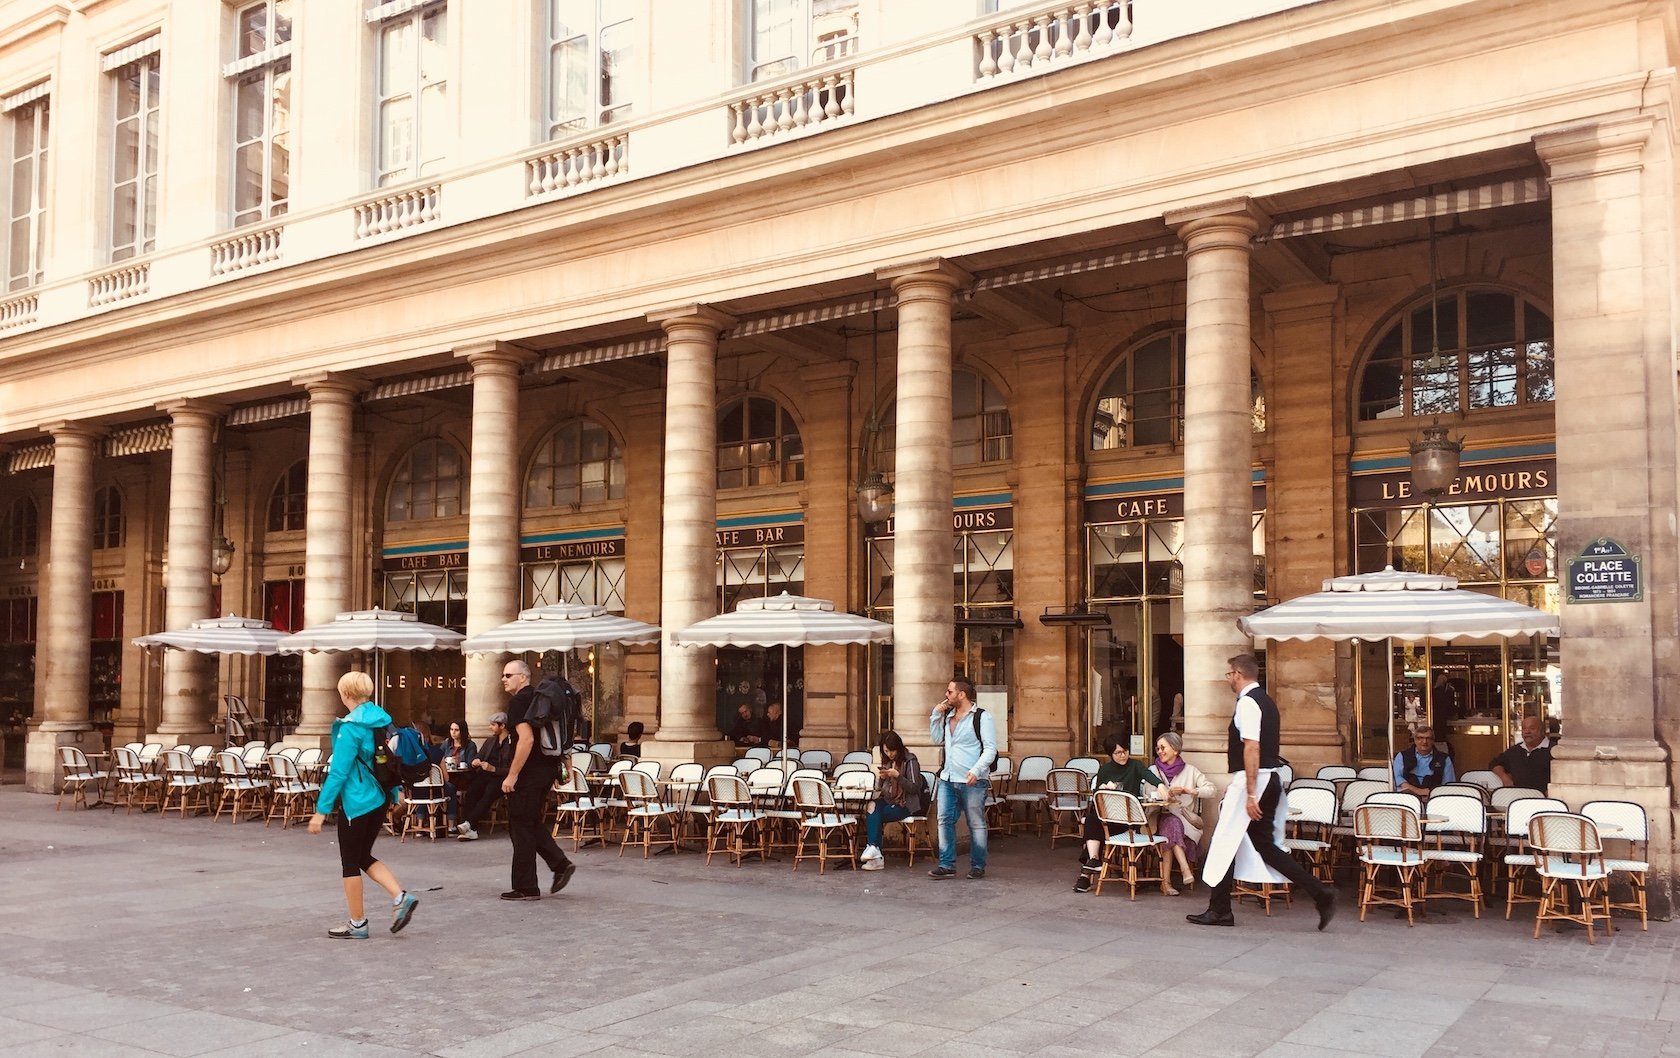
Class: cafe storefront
715,513,806,741
380,542,467,727
1348,448,1561,770
520,528,629,743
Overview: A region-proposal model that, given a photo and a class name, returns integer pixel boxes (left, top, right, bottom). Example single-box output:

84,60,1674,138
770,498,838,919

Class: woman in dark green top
1073,734,1159,893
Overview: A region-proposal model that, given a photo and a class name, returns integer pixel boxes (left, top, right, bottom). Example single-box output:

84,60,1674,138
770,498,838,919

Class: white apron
1200,770,1289,886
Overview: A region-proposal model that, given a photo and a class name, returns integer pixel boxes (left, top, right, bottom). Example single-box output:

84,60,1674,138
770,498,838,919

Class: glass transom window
387,438,467,521
525,419,624,508
717,396,804,490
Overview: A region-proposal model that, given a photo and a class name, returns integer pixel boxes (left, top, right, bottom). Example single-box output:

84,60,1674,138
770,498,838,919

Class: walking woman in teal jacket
308,671,420,939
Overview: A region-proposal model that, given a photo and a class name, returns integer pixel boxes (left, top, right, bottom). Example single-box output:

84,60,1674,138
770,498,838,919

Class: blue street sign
1567,538,1642,603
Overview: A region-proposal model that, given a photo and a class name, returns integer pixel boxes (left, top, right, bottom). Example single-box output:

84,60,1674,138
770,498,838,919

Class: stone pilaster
1167,200,1265,779
1537,117,1676,917
459,342,534,735
151,402,223,741
1007,328,1079,753
616,389,666,739
289,375,363,742
648,306,733,764
26,423,102,792
796,359,858,749
1260,284,1344,774
880,260,969,751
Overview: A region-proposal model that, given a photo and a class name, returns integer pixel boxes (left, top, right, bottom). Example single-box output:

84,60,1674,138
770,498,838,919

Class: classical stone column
151,402,222,741
649,306,732,763
1260,285,1344,774
25,423,102,792
880,260,969,746
1537,117,1676,916
1008,329,1078,756
1167,201,1264,776
290,375,361,741
459,342,532,734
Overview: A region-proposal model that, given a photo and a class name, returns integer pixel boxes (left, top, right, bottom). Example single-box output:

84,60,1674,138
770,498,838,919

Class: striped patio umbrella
673,593,892,749
278,608,464,697
460,603,661,655
1238,567,1560,767
133,614,288,656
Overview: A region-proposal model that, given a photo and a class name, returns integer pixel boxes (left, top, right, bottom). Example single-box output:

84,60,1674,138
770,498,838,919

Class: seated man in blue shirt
1392,726,1456,796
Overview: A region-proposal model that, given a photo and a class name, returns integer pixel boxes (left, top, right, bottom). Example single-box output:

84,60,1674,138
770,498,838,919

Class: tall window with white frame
546,0,634,137
749,0,858,82
5,91,48,291
109,53,161,262
374,1,448,187
230,0,292,227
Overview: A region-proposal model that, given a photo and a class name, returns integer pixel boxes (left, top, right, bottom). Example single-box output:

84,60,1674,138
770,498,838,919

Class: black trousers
508,758,569,894
460,770,505,827
1209,773,1327,915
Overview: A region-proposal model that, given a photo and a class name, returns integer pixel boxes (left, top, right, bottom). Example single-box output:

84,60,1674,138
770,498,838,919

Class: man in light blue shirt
928,676,997,880
1391,726,1457,796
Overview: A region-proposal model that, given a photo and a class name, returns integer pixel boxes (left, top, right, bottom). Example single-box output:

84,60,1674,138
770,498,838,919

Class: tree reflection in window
387,438,467,521
1091,330,1264,450
717,395,803,490
526,419,624,508
1357,289,1553,421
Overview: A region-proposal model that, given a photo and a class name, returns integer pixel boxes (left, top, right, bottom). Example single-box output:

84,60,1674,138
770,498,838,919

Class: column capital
454,340,536,371
292,371,368,399
156,399,227,424
39,420,104,445
648,305,736,334
877,258,972,292
1166,198,1269,249
1535,115,1655,184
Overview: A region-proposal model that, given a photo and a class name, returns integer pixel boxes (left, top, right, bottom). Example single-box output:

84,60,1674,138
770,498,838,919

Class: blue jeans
935,777,989,871
866,803,912,847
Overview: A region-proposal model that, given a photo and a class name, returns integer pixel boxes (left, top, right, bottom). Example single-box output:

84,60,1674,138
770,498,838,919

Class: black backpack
528,677,582,758
369,725,403,798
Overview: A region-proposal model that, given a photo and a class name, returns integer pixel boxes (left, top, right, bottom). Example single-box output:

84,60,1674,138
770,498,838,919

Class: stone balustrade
526,133,629,198
210,224,284,276
728,68,855,148
353,184,441,240
975,0,1134,82
0,292,38,331
87,264,150,307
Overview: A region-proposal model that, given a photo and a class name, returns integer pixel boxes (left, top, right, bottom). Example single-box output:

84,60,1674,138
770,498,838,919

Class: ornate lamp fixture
1409,422,1463,498
856,311,894,524
211,534,236,577
211,431,236,578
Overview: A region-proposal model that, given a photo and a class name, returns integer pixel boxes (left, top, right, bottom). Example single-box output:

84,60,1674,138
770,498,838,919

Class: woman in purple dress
1148,731,1215,895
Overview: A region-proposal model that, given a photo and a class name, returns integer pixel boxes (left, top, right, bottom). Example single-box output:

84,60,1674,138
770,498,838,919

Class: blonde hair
337,670,375,703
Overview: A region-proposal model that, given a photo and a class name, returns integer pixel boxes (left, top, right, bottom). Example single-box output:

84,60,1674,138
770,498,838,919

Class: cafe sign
1351,457,1554,507
1567,538,1642,604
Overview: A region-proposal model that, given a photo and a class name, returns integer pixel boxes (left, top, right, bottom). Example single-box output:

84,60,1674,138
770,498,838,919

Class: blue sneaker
391,892,419,934
327,921,369,940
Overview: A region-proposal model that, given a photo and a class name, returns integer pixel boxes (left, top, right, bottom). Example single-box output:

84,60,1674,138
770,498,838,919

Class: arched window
267,460,307,532
2,497,39,558
1356,288,1553,422
92,485,125,550
386,438,467,522
718,395,803,490
1090,330,1265,450
526,419,624,508
953,369,1012,466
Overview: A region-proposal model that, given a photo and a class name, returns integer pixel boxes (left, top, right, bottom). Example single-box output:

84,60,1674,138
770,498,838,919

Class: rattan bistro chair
791,776,858,874
1045,768,1090,850
1091,790,1167,900
110,746,162,814
1501,796,1567,919
1530,812,1613,943
705,772,769,866
214,750,270,822
1421,792,1486,916
161,748,214,817
56,746,108,811
1354,803,1426,925
619,767,680,858
265,751,319,829
1581,799,1650,931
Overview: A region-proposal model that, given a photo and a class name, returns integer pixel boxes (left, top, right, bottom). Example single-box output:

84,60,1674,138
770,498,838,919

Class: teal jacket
314,701,396,822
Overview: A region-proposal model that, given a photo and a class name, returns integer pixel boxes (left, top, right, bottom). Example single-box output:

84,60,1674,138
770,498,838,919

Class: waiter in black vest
1188,653,1336,930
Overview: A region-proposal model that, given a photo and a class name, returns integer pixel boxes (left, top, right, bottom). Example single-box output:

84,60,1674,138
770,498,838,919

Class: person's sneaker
860,845,883,863
446,823,460,836
1073,873,1093,893
455,823,478,842
391,892,419,934
861,858,885,871
500,890,541,901
927,865,956,879
551,861,577,894
327,920,369,940
968,867,986,880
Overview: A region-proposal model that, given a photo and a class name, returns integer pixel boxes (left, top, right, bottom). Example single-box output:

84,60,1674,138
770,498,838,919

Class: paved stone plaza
2,786,1677,1058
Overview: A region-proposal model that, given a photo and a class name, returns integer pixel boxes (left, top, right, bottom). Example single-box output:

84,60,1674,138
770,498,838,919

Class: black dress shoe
1315,889,1337,932
1186,908,1235,927
551,861,576,894
500,890,540,901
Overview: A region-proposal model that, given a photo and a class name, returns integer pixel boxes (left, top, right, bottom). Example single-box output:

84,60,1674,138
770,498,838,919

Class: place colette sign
1567,538,1642,604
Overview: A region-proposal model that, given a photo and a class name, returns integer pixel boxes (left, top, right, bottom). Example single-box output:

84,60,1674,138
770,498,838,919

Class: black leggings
337,805,387,879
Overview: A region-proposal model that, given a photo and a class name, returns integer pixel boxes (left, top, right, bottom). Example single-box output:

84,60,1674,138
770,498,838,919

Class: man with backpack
927,676,996,880
498,660,576,901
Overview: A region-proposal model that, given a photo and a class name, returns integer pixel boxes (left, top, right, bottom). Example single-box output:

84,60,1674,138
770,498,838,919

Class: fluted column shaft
1169,203,1262,775
155,402,220,737
882,262,967,739
655,308,730,742
294,377,359,737
461,343,530,733
25,424,100,791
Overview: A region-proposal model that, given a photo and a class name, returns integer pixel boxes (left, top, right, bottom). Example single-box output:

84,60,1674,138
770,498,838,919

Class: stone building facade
1,0,1675,912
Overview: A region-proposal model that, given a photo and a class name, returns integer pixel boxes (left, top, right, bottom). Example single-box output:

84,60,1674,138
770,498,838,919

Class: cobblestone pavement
2,786,1677,1058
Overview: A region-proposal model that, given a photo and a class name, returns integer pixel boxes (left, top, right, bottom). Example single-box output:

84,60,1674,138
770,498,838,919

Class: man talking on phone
927,677,996,880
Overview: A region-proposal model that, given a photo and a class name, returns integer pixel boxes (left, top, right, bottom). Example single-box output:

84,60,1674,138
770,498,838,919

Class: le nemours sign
1567,538,1642,604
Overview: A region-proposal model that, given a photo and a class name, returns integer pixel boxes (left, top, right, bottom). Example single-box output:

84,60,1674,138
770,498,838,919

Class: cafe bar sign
1567,538,1642,604
1351,456,1554,507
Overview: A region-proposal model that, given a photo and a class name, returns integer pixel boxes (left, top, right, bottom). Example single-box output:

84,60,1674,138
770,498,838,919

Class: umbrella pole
1385,640,1395,789
782,644,790,753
